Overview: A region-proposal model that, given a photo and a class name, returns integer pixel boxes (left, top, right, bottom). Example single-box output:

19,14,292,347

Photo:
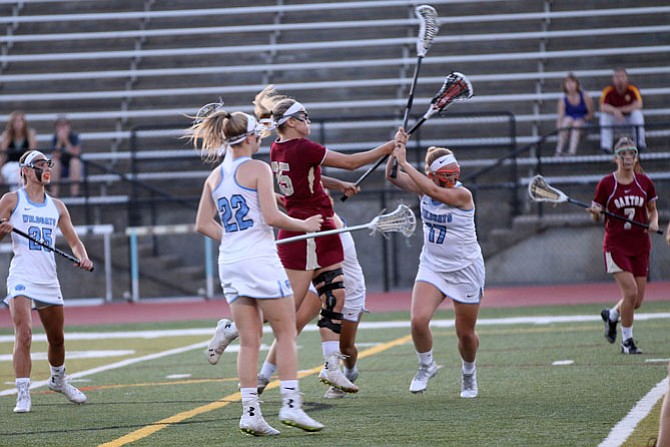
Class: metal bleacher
2,0,670,296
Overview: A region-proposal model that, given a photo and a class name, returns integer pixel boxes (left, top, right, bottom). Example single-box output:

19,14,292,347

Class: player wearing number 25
386,129,484,398
254,85,400,394
187,107,324,435
0,150,93,413
588,137,658,355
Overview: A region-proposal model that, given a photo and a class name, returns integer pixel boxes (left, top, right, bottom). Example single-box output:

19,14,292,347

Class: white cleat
49,377,87,404
13,383,31,413
256,375,270,395
323,386,346,399
239,403,279,436
206,318,239,365
409,361,438,394
279,392,324,432
460,370,478,398
318,353,358,393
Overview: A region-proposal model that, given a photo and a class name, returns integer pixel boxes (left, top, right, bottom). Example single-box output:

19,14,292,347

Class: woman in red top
254,85,396,393
588,137,659,354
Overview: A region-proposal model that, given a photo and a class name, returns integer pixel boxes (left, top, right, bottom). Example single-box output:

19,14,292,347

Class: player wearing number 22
0,150,93,414
254,85,399,394
386,129,484,398
588,137,659,355
188,108,325,435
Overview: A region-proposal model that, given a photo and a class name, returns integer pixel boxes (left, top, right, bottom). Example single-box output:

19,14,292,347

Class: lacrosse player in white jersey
0,150,93,413
188,105,324,436
386,129,484,398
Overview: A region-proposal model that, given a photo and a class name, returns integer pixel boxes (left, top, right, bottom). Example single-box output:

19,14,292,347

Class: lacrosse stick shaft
566,198,662,234
391,58,423,179
341,117,426,201
276,223,371,245
11,227,95,271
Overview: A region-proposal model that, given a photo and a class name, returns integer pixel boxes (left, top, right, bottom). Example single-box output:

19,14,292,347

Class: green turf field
1,301,668,447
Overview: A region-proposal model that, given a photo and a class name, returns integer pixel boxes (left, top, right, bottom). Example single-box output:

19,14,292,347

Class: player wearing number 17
386,129,484,398
0,150,93,413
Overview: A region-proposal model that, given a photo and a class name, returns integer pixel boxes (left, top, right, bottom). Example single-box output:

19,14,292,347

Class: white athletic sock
16,377,30,387
344,365,358,381
50,364,65,380
462,360,476,375
279,380,299,396
621,326,633,341
240,387,258,403
609,307,620,322
322,341,340,358
259,361,276,381
417,350,434,366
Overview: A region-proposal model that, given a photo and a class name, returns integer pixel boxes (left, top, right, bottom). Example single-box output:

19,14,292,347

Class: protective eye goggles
20,151,54,169
614,146,638,157
286,112,310,122
432,168,460,181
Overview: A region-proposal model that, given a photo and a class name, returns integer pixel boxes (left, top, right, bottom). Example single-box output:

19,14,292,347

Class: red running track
1,281,669,329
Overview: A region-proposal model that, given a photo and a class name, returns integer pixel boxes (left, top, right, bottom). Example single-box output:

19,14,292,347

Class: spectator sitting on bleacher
599,68,646,153
0,111,37,191
50,115,82,197
554,73,594,157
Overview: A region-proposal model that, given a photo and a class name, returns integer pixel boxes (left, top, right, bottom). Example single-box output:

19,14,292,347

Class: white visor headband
21,150,48,167
275,101,305,126
225,113,260,146
429,154,459,173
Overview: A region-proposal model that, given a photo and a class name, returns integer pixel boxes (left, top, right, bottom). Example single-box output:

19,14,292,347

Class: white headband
275,101,305,126
21,150,47,167
225,113,259,146
429,154,458,173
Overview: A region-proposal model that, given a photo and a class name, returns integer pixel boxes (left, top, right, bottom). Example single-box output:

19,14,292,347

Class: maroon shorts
603,249,649,277
277,231,344,270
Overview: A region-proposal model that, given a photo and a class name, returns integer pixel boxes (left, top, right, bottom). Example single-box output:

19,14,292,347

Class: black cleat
601,309,618,344
621,338,643,355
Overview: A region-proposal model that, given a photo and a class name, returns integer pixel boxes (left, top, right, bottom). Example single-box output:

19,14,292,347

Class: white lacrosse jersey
418,191,483,273
8,188,61,285
212,156,277,264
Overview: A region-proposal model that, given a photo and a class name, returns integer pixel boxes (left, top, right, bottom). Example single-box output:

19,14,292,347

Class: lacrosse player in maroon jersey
254,85,398,394
188,107,324,435
386,129,484,398
588,137,659,354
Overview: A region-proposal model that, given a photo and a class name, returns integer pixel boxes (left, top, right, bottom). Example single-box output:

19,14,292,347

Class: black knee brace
313,268,345,334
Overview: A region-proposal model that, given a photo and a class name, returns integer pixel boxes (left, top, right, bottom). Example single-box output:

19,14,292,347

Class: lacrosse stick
391,4,440,179
277,204,416,245
342,72,473,201
527,175,663,234
11,227,95,271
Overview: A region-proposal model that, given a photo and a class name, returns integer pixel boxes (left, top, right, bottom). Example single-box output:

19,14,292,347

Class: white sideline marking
2,312,669,344
598,377,669,447
552,360,574,366
166,374,192,379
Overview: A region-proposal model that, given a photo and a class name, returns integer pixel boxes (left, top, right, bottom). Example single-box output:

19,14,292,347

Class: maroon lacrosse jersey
593,172,657,255
270,138,343,270
599,84,642,110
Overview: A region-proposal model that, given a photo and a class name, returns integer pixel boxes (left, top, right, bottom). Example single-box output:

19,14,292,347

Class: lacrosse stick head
427,72,474,117
369,204,417,238
193,98,225,124
527,175,568,203
415,5,439,58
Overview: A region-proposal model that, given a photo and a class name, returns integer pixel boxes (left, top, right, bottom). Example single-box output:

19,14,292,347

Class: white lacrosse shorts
4,279,64,309
415,257,485,304
340,231,367,322
219,257,293,304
